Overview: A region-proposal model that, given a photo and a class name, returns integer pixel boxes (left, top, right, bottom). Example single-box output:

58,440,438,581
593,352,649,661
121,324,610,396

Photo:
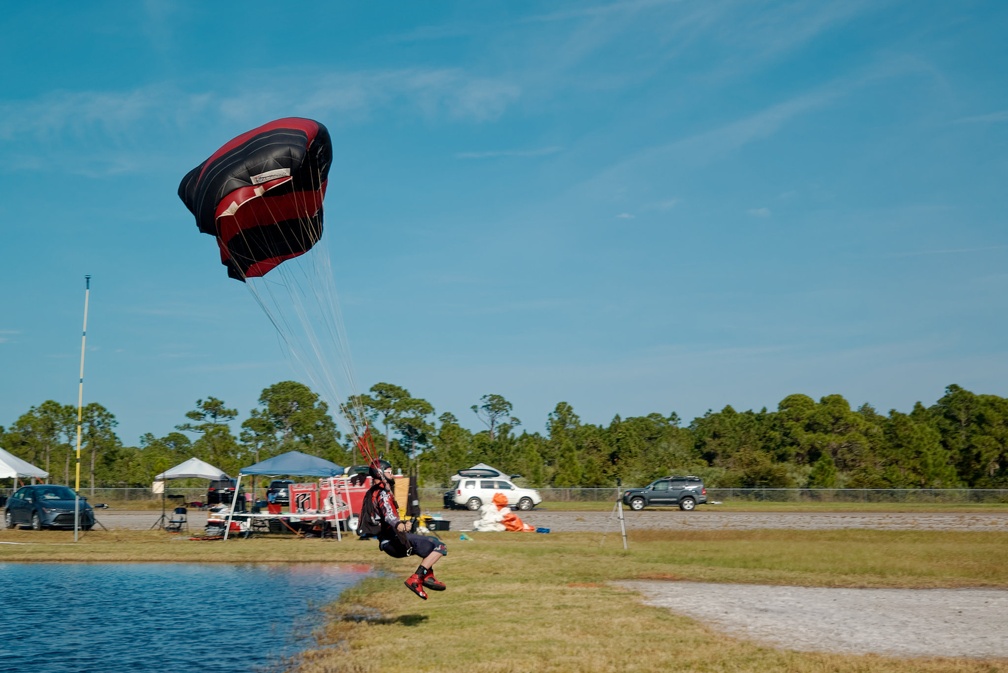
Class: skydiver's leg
405,535,447,594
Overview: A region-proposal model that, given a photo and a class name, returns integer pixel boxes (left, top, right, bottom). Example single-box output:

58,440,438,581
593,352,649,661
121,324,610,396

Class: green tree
422,412,475,486
514,432,548,487
355,383,433,458
177,396,238,431
247,381,345,466
471,394,520,442
546,402,582,485
807,453,838,488
79,403,121,494
9,401,76,481
927,385,1008,486
774,394,818,465
176,397,241,475
878,409,959,488
138,431,193,483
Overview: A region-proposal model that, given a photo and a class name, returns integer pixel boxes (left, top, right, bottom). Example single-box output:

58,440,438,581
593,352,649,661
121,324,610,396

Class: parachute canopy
178,117,332,281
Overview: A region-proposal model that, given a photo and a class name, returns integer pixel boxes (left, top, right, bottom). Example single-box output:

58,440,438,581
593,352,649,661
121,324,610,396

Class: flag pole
74,275,91,542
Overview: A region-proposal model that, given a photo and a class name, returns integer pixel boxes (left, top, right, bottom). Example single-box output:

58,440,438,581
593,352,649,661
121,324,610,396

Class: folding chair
165,506,188,533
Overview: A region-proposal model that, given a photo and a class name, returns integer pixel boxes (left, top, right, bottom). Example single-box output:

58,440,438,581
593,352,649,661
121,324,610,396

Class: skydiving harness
357,482,414,557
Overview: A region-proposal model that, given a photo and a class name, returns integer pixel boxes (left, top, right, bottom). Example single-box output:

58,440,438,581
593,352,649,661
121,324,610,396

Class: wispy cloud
616,212,635,219
0,68,522,149
748,207,771,218
886,245,1008,258
952,110,1008,125
522,0,682,24
455,146,563,159
571,54,919,199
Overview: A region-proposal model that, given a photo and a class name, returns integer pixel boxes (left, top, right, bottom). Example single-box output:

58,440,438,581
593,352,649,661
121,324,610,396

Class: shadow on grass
338,610,428,627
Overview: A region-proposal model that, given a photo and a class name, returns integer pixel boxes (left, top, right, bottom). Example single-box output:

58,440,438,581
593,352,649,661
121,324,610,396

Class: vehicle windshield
38,486,77,501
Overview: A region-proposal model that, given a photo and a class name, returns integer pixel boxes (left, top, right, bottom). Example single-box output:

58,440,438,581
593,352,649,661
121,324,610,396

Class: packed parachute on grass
473,493,534,532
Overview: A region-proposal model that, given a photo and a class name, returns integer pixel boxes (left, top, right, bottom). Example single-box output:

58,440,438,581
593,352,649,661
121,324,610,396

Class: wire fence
511,487,1008,504
4,486,1005,506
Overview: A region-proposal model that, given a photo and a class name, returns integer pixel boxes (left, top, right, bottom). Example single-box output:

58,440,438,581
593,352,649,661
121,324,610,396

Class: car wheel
517,497,533,511
629,497,646,511
466,497,482,511
31,513,43,531
4,510,14,529
679,497,696,511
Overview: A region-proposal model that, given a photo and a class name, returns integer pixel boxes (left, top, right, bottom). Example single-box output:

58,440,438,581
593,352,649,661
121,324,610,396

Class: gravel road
94,507,1008,533
93,507,1008,659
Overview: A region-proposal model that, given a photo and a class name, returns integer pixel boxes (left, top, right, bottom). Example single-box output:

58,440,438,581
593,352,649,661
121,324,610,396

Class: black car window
670,480,686,489
496,481,514,490
480,480,495,489
653,481,669,491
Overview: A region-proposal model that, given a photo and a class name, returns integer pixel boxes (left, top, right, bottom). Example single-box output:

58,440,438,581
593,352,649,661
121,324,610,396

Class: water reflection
0,563,371,673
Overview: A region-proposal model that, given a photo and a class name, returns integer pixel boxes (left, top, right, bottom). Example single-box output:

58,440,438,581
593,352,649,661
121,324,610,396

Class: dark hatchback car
207,478,244,507
4,484,95,530
267,479,295,505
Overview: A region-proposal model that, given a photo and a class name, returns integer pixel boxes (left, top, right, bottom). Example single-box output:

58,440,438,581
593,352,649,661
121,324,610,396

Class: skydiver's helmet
368,459,392,482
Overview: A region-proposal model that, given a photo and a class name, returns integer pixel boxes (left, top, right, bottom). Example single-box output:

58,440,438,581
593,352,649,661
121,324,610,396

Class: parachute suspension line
309,239,367,425
245,249,364,442
240,161,369,447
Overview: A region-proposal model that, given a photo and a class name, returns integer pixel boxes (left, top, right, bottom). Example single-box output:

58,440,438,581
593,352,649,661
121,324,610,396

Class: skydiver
357,461,447,600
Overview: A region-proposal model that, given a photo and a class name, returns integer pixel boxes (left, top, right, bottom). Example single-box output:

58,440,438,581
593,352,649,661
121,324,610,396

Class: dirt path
618,581,1008,659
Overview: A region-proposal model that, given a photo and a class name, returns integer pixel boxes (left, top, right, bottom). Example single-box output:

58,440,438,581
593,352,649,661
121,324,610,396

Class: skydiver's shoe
422,572,446,591
404,574,428,600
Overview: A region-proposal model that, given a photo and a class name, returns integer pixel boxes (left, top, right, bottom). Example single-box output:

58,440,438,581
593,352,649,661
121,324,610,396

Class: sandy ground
89,507,1008,659
618,581,1008,659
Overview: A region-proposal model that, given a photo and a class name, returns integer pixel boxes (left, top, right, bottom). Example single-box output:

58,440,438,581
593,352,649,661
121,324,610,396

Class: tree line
1,382,1005,493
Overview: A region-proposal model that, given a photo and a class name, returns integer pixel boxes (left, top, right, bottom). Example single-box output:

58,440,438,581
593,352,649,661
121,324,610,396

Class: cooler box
425,517,450,531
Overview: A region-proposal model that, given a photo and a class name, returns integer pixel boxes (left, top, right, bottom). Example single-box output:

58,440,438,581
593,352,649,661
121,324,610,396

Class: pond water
0,562,371,673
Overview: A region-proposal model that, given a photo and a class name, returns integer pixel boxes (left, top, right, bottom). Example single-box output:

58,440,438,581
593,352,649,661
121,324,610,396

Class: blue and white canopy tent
224,451,345,540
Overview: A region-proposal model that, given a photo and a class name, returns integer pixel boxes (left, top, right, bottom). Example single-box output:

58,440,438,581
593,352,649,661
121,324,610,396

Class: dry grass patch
293,530,1007,673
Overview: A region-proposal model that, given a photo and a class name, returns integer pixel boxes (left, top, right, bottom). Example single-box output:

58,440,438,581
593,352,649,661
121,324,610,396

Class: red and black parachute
178,118,332,281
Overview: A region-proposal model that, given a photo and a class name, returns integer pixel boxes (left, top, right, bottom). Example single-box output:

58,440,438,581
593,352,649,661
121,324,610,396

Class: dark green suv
622,476,707,511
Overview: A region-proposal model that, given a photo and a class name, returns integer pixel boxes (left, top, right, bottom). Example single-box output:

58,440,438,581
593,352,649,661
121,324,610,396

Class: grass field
2,522,1005,672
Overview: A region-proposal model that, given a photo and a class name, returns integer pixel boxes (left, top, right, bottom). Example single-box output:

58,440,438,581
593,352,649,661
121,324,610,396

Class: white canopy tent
151,457,228,529
0,446,49,482
154,457,228,482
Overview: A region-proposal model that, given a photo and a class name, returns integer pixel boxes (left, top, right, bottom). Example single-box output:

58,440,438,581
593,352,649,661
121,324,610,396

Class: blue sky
2,1,1006,447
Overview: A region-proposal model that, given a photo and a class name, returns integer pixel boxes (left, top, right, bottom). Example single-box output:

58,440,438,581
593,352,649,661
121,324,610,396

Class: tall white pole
74,275,91,542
